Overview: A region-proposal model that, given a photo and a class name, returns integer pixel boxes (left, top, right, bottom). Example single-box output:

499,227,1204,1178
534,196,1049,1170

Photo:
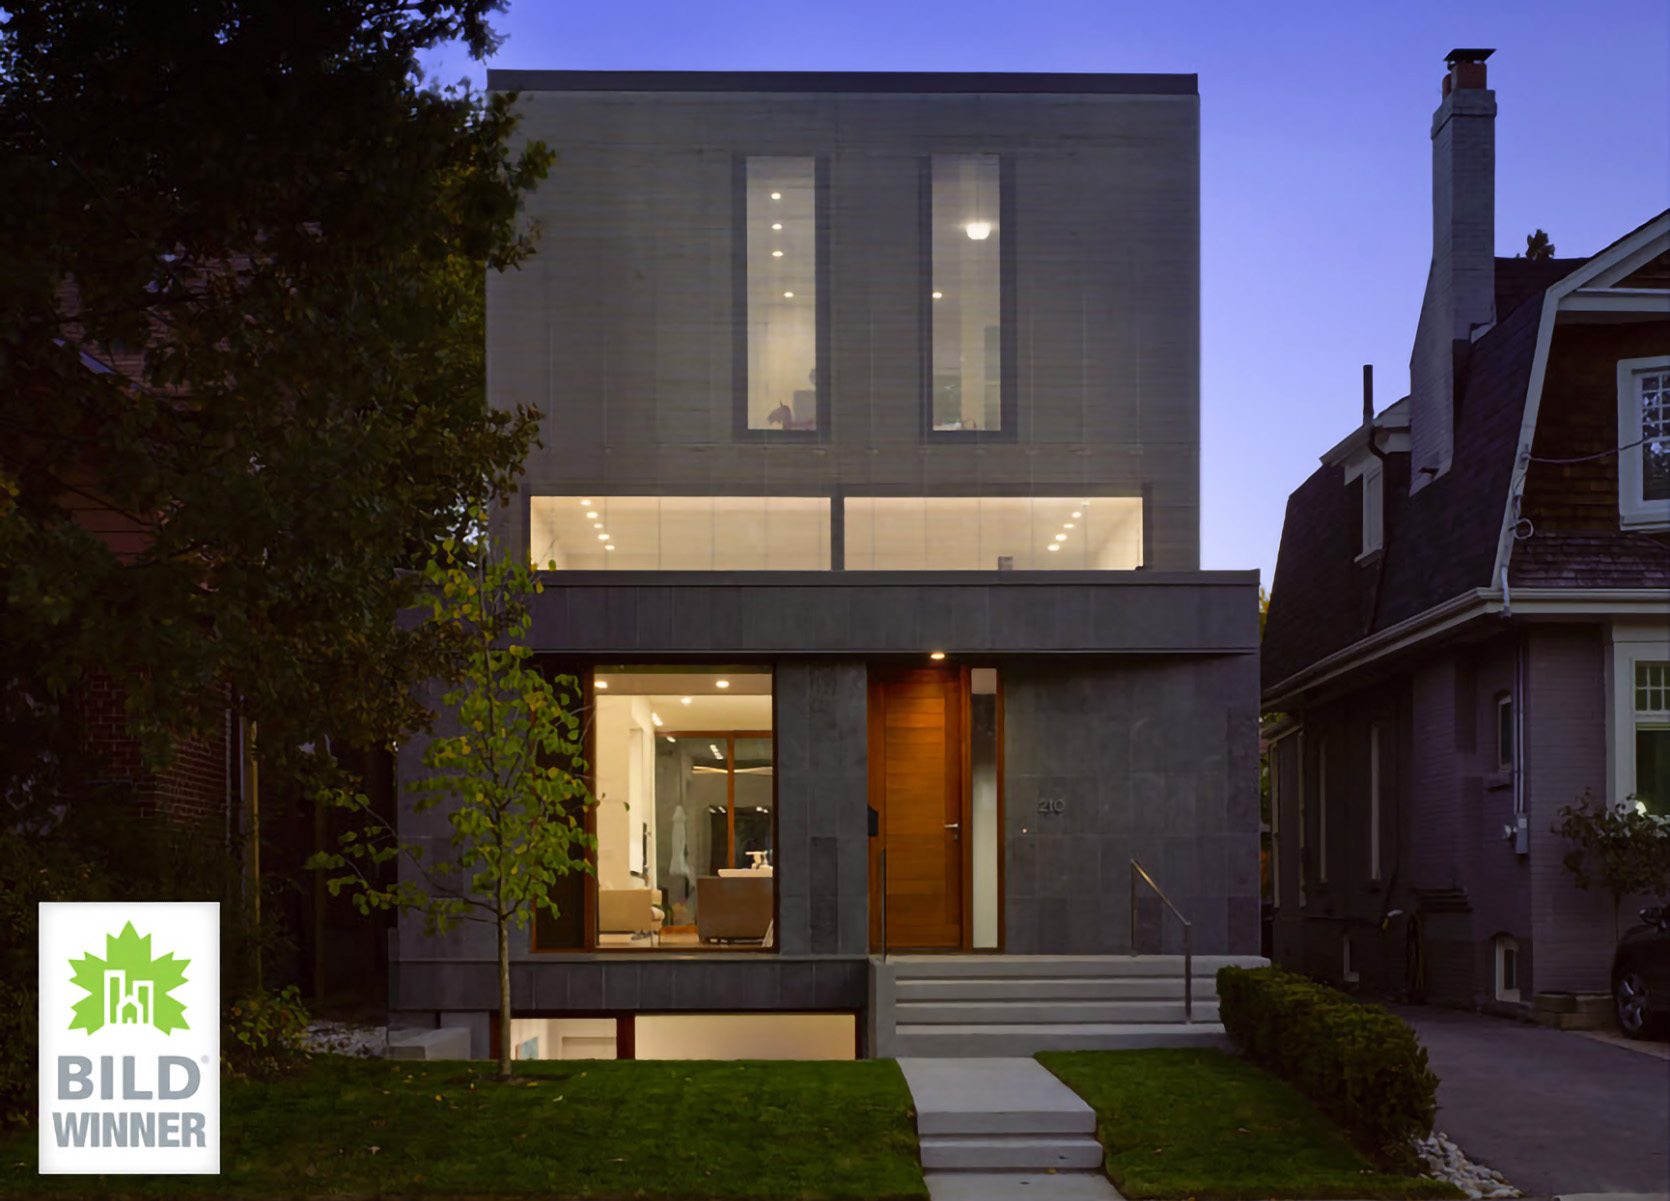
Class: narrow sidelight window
929,155,1005,432
1495,693,1513,773
1368,723,1383,882
741,157,820,433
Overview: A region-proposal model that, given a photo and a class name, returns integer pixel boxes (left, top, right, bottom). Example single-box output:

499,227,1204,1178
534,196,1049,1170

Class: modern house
1263,49,1670,1012
392,70,1264,1061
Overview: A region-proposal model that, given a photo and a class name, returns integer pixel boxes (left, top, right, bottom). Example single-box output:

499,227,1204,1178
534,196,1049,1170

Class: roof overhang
1262,586,1670,711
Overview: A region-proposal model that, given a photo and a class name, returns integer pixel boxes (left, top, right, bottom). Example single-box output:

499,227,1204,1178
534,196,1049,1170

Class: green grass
1,1056,928,1201
1038,1049,1461,1201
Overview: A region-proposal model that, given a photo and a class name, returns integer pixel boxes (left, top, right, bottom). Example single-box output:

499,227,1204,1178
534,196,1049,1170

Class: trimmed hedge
1217,965,1438,1163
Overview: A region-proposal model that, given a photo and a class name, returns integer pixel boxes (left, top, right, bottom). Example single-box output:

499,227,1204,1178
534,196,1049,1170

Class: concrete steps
900,1058,1104,1176
881,953,1262,1058
896,1021,1231,1056
898,998,1221,1025
919,1134,1104,1172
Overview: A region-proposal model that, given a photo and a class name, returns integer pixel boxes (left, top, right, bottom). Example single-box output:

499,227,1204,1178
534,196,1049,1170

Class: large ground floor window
506,1014,855,1061
591,665,775,950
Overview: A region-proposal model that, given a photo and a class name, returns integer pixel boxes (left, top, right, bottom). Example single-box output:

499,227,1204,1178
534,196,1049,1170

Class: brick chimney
1409,48,1496,491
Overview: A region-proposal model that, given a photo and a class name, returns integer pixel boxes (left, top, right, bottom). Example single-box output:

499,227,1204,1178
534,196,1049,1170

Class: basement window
1494,935,1520,1003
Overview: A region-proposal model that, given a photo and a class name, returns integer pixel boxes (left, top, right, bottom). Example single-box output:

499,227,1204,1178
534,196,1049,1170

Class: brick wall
75,673,232,828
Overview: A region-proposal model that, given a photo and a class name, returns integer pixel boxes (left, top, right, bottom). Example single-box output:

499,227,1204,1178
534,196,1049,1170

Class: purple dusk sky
425,0,1670,587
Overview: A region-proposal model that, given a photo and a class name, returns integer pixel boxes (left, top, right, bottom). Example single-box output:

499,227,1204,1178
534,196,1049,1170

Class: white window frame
1495,692,1514,773
1617,355,1670,531
1358,462,1384,560
1368,722,1384,882
1607,622,1670,808
1269,740,1281,910
1296,730,1308,909
1316,738,1329,886
1494,935,1520,1003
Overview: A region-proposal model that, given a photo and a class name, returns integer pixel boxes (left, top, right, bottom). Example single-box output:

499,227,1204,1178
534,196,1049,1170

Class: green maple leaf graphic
67,922,190,1035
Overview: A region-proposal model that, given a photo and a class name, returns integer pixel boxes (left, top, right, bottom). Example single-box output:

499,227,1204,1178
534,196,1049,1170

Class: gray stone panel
1002,655,1261,956
489,83,1202,570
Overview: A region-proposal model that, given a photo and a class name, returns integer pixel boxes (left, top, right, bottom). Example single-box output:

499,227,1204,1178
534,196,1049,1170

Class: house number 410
1037,798,1066,816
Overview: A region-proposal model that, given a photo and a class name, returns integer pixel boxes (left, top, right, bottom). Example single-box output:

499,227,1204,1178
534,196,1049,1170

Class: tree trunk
496,910,513,1081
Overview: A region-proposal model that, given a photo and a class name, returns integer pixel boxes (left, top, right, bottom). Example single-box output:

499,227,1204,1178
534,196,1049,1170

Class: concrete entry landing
900,1057,1122,1199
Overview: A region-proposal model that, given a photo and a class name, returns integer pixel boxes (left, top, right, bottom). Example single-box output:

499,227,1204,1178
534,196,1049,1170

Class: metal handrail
1130,858,1193,1023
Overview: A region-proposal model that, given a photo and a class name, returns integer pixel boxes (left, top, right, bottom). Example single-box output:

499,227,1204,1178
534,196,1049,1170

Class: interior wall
596,695,657,890
508,1017,619,1060
634,1013,854,1060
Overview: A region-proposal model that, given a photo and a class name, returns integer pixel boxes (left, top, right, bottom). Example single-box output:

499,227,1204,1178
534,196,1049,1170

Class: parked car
1612,905,1670,1039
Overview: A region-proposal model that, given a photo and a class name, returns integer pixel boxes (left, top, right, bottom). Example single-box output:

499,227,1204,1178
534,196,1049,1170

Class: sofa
598,887,663,942
695,875,773,943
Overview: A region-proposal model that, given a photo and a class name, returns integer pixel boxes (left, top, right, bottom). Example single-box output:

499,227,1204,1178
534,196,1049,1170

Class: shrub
223,985,312,1080
1217,965,1437,1164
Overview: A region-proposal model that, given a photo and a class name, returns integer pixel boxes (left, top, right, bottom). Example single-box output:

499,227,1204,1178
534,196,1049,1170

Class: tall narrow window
1296,731,1307,909
742,157,819,433
1635,661,1670,816
1496,693,1514,773
1618,356,1670,528
930,155,1004,432
1360,465,1384,557
1316,739,1328,886
1368,723,1383,882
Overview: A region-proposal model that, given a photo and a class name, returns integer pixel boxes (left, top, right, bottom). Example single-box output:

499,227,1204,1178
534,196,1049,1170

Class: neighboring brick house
1262,49,1670,1012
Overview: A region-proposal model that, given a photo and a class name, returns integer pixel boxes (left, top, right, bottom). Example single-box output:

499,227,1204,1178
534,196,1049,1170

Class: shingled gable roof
1262,211,1670,701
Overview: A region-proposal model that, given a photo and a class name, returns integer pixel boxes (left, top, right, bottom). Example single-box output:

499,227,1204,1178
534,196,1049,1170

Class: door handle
944,822,961,830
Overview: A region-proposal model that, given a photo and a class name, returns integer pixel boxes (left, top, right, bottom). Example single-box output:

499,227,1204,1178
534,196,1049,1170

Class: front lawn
2,1056,927,1201
1038,1048,1460,1200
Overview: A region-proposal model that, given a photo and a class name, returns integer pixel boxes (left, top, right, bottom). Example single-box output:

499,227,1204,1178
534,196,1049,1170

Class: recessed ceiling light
931,291,944,300
681,696,693,705
771,222,782,231
586,510,598,519
604,544,615,551
769,191,781,201
665,735,676,743
652,713,663,727
1047,544,1061,552
1054,533,1068,542
782,291,795,299
716,679,730,689
771,249,784,258
1064,523,1075,529
595,680,609,690
929,651,946,661
965,221,992,241
593,522,603,529
580,499,592,506
597,533,609,541
1071,510,1082,518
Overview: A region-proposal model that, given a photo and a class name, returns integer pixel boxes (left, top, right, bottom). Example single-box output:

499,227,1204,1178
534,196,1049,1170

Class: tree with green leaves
1556,790,1670,944
0,0,552,810
311,522,595,1081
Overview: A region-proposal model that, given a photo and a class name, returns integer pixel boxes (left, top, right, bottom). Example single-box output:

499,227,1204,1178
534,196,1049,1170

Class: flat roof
487,69,1197,96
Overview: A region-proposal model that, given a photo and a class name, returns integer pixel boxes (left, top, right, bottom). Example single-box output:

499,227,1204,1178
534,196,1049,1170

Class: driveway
1395,1006,1669,1198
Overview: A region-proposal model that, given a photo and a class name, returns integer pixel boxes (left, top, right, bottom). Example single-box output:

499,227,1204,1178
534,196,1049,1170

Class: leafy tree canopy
0,0,553,803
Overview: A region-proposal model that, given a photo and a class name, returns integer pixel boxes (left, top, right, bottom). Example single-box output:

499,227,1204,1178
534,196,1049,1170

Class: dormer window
1618,356,1670,529
1360,463,1384,558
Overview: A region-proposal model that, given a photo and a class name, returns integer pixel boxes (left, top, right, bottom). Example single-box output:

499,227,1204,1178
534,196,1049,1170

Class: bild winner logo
68,922,191,1035
38,902,220,1176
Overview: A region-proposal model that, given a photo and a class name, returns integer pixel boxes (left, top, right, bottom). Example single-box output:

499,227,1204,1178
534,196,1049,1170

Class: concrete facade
393,71,1261,1057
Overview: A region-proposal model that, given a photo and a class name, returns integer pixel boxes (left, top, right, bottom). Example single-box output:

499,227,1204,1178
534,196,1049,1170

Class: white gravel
1416,1130,1521,1198
303,1020,387,1058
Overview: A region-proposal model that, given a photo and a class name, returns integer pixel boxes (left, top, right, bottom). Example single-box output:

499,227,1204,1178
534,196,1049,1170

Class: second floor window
1618,356,1670,528
741,157,822,435
929,154,1007,434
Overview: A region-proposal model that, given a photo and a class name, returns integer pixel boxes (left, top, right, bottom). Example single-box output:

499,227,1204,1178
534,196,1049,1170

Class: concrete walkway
1395,1006,1670,1198
899,1058,1122,1200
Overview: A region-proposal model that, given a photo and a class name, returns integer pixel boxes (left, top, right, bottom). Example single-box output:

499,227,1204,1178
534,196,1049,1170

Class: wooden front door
869,668,966,950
